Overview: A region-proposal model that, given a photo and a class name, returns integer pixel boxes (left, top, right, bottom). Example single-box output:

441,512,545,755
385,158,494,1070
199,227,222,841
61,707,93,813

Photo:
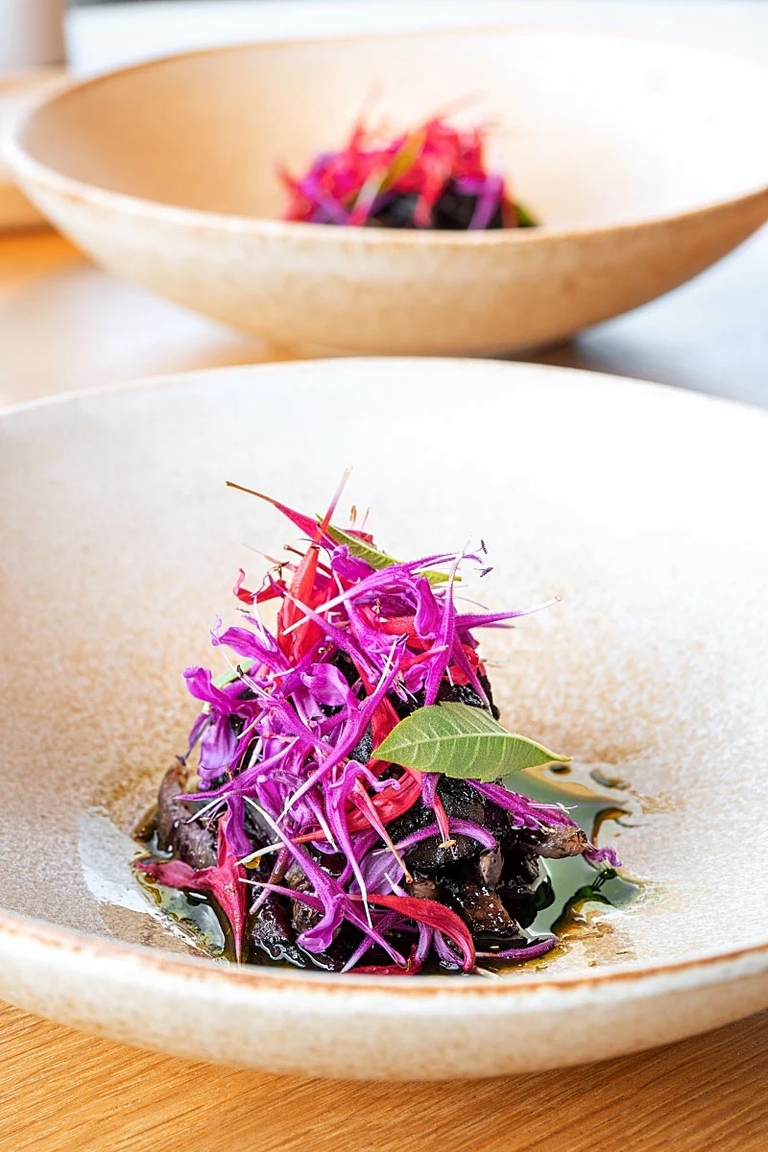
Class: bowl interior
1,358,768,982
16,29,768,228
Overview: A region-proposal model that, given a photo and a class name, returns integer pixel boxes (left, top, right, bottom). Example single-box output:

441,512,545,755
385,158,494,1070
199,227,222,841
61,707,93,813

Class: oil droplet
590,768,630,790
509,765,640,943
135,868,230,959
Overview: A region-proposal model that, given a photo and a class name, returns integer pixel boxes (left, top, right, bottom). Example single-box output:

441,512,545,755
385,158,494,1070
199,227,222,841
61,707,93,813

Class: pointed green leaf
212,659,254,689
379,128,427,193
515,201,538,228
324,522,453,586
374,701,568,781
325,522,399,570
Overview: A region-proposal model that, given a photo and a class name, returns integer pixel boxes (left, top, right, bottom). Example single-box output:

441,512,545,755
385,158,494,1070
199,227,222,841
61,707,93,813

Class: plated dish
8,28,768,354
281,114,535,230
1,358,767,1079
136,481,627,975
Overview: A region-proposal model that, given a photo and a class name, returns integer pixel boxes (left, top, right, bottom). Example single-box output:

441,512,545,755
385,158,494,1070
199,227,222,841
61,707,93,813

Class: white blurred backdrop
64,1,768,76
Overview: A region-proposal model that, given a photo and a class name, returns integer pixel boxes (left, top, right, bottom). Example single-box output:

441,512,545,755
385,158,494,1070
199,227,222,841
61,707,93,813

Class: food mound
281,115,536,231
136,482,619,975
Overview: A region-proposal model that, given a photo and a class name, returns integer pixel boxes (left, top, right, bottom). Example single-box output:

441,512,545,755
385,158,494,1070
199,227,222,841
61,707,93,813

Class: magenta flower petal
144,487,615,977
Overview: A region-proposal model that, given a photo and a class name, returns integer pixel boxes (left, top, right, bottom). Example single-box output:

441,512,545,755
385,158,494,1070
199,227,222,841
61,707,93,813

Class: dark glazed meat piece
407,874,441,902
285,862,321,936
500,841,541,886
436,682,486,710
367,184,505,231
296,926,361,973
477,671,502,721
242,800,273,848
497,843,552,930
155,765,217,870
527,823,588,859
247,892,360,972
392,668,499,723
248,894,308,968
390,777,508,873
477,846,504,889
349,724,373,765
443,877,527,951
436,673,501,721
367,192,418,228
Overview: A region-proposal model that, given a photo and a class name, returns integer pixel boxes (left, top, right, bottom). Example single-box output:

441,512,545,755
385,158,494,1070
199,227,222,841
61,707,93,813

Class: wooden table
1,999,766,1152
2,3,768,1146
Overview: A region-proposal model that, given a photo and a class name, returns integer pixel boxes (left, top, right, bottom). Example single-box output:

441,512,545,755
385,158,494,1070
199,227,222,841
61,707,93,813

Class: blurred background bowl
7,27,768,355
2,357,768,1077
0,69,63,229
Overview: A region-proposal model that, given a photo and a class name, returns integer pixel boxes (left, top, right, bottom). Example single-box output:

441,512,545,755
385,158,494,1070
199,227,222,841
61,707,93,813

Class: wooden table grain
2,14,768,1132
1,998,767,1152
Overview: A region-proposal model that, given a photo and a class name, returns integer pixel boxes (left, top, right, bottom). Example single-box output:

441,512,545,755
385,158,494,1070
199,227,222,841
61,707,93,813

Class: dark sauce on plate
134,765,639,971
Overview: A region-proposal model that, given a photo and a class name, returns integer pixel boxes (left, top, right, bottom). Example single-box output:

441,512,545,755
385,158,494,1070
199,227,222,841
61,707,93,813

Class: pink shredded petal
358,818,498,896
468,173,504,230
476,936,558,962
471,782,620,869
584,845,622,869
142,480,622,979
470,782,577,830
352,892,475,973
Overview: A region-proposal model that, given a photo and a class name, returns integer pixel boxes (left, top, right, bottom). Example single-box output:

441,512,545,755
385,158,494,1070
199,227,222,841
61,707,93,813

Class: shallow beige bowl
0,68,63,229
1,358,768,1079
7,29,768,354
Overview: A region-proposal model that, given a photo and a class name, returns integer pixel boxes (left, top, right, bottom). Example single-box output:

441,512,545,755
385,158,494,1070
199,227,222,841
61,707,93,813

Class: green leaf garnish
374,701,568,781
325,523,398,569
378,128,427,194
212,660,254,689
324,522,453,586
349,128,426,217
515,202,538,228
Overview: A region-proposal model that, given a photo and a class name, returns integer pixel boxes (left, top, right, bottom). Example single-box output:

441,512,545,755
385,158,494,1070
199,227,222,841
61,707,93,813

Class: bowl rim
3,904,768,1003
2,358,768,1003
7,23,768,245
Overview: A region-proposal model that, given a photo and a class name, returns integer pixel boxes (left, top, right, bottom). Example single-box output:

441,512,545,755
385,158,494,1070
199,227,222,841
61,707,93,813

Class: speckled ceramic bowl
1,358,768,1080
7,28,768,354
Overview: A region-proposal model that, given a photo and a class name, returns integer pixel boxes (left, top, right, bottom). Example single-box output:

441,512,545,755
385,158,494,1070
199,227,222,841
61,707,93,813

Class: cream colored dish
0,358,767,1079
0,68,62,229
7,28,768,353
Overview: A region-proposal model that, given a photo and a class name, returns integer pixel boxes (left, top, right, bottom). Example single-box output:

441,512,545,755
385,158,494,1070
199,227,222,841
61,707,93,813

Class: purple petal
476,936,558,962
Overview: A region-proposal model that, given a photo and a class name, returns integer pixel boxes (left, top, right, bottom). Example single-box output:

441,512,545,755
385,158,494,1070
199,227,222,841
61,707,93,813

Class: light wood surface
0,230,297,409
1,998,767,1152
1,0,768,1137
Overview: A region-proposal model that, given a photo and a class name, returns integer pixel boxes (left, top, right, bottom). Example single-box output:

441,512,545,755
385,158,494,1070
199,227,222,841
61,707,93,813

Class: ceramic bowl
1,357,768,1080
0,69,62,229
7,28,768,355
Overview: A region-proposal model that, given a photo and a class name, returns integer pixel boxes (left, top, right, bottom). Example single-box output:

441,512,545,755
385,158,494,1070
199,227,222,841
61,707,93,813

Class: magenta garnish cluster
281,115,536,231
137,483,620,974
